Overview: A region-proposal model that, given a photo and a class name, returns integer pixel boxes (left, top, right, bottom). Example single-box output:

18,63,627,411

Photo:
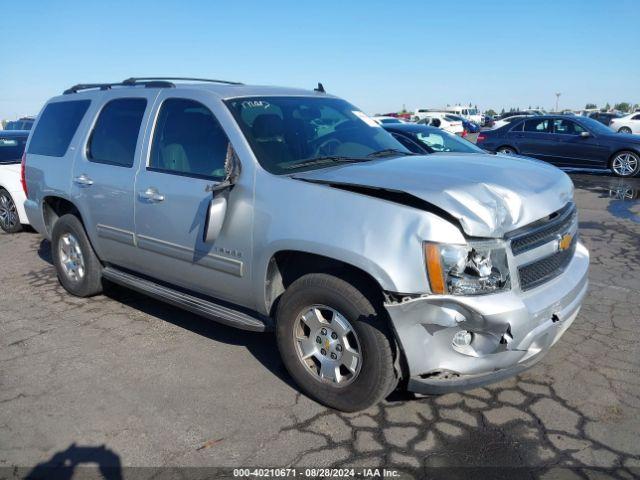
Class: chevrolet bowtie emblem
558,233,573,251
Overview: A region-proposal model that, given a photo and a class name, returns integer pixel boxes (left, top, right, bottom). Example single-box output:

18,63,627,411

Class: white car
0,131,29,233
372,116,406,125
416,111,464,135
609,113,640,134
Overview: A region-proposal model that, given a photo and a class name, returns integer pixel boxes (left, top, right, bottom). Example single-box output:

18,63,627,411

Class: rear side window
149,98,230,179
28,100,90,157
523,118,550,133
88,98,147,168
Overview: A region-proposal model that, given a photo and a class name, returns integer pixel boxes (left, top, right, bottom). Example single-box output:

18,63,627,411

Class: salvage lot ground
1,173,639,475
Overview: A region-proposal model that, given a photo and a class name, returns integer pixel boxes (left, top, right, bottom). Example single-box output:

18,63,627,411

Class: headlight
424,240,510,295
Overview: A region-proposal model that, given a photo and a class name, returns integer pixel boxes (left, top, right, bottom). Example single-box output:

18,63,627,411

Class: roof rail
63,80,175,95
122,77,244,86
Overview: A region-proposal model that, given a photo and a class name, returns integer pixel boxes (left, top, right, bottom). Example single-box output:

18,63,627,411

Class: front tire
610,151,640,177
276,273,397,412
0,189,23,233
51,214,103,297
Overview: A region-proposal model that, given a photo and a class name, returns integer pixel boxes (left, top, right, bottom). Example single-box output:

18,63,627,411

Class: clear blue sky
2,0,638,119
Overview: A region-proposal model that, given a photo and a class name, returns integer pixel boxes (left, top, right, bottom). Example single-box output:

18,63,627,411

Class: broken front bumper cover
385,242,589,394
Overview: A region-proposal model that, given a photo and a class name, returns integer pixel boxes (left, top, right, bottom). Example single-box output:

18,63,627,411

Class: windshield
578,117,615,134
414,129,484,154
0,136,27,163
226,97,409,174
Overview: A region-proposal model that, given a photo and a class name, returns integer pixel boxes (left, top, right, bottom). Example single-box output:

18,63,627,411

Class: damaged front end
385,239,589,394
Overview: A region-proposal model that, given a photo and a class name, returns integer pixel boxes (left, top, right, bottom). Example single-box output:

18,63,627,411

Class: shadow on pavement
25,443,122,480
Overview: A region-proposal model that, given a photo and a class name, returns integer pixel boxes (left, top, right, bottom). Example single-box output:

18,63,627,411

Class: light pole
555,92,561,112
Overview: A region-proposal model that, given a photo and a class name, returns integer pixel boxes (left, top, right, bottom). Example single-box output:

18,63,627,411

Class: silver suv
23,78,589,411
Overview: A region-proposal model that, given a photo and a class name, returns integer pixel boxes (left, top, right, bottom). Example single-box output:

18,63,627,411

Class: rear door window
28,100,91,157
88,98,147,168
523,118,550,133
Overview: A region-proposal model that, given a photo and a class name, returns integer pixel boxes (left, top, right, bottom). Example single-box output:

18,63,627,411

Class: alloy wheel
611,152,639,177
293,305,362,386
58,233,86,282
0,193,18,230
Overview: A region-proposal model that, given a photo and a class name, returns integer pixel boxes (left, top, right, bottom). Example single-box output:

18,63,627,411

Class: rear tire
497,146,517,155
618,127,632,134
276,273,397,412
51,214,103,297
0,189,23,234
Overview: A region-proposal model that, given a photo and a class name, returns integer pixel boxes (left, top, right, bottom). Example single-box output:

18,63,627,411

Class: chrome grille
518,238,577,291
509,203,577,256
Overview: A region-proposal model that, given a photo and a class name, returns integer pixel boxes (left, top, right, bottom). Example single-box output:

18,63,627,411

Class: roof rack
63,80,175,95
63,76,243,95
122,77,244,86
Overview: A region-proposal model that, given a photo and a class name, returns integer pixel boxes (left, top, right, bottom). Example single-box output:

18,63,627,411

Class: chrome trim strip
96,224,135,246
136,234,243,277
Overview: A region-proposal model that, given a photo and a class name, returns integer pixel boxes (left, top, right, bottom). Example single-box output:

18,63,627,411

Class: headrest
252,114,284,140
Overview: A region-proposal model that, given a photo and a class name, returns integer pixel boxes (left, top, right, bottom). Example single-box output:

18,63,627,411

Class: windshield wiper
282,156,370,170
367,148,415,158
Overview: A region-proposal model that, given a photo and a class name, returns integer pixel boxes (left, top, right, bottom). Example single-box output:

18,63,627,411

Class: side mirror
203,146,241,243
580,131,591,138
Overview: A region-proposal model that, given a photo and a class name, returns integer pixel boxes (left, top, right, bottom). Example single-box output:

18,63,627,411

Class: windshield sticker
352,111,380,128
242,100,271,109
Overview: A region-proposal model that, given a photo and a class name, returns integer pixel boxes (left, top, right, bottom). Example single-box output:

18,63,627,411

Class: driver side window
149,98,230,180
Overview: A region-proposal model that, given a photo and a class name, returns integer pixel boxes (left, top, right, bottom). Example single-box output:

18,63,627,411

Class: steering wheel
314,137,341,156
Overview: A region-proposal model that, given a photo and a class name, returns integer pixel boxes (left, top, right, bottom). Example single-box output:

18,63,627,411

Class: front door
133,92,252,306
71,92,157,266
551,118,609,168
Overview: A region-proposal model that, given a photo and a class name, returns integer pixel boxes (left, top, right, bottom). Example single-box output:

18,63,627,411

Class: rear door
71,91,157,266
514,117,558,162
132,91,252,306
551,118,609,167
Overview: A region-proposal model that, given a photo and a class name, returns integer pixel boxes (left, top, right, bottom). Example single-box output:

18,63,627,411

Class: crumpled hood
293,153,574,238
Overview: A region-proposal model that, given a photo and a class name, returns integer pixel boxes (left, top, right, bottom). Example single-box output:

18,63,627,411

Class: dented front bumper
385,241,589,394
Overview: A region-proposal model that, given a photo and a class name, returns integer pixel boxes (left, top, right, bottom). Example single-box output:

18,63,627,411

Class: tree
485,109,497,117
614,102,631,113
604,102,611,111
500,108,505,115
585,103,597,109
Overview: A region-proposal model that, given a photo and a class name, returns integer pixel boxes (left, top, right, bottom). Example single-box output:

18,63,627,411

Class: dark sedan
476,115,640,177
0,130,29,164
382,123,485,154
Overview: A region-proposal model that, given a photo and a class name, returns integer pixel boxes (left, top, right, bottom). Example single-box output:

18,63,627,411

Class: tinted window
553,119,585,135
391,133,425,154
150,98,230,179
633,115,640,121
523,118,550,132
0,135,28,163
28,100,90,157
226,96,408,174
510,121,524,132
88,98,147,168
415,130,483,153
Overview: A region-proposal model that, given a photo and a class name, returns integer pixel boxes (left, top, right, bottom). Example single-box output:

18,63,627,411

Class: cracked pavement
1,172,639,476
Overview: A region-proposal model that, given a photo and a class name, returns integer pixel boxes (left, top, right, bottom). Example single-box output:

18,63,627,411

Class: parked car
491,114,532,130
476,115,640,177
444,106,484,125
0,130,30,233
609,112,640,134
372,116,405,125
382,123,485,154
446,114,480,133
4,117,35,131
587,111,622,126
24,77,588,411
415,112,464,135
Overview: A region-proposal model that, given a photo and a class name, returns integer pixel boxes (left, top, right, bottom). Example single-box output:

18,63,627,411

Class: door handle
73,174,94,186
139,188,165,203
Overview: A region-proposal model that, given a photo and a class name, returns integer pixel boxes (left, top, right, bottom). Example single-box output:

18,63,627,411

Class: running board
102,267,271,332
